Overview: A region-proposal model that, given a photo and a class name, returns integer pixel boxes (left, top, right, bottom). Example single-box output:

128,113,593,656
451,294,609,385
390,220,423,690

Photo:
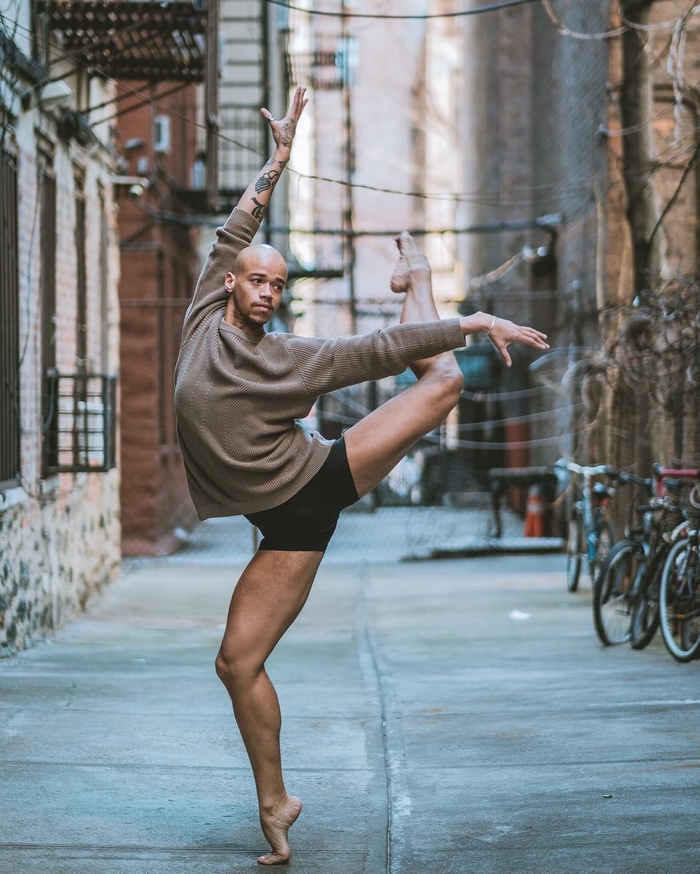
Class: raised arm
180,88,308,343
238,86,308,224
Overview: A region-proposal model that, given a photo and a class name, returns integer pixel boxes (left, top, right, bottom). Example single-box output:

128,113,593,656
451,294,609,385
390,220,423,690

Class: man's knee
215,648,259,689
429,359,463,409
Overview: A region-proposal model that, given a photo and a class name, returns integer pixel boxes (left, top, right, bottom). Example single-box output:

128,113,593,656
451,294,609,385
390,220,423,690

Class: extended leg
344,233,464,496
215,549,324,865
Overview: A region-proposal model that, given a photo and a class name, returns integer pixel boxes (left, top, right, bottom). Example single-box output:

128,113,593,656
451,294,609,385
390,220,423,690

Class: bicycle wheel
659,538,700,663
630,548,665,650
590,522,615,583
593,539,639,645
566,515,583,592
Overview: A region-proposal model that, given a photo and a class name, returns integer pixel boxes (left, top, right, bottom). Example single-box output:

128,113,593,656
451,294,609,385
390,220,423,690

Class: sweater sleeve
284,319,466,397
180,208,261,344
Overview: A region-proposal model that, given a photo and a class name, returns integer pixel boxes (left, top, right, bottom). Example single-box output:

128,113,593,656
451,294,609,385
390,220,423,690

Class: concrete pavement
1,552,699,873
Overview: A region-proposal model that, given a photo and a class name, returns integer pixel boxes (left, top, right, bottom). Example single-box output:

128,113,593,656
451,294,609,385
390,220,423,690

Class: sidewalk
1,551,698,873
145,505,561,567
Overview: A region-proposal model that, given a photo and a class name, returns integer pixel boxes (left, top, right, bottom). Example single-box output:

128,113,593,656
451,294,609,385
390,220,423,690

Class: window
0,149,20,489
41,165,58,475
74,182,87,370
42,373,117,475
98,191,109,372
154,115,170,153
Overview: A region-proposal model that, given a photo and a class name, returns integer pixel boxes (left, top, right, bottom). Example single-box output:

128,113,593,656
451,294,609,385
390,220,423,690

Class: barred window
0,148,20,489
42,373,117,475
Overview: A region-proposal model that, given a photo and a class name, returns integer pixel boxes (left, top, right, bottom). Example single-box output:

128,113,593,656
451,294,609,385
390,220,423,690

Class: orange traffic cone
524,484,545,537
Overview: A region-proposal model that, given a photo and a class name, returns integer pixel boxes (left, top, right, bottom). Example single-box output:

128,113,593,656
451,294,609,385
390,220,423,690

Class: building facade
1,0,121,655
459,0,700,482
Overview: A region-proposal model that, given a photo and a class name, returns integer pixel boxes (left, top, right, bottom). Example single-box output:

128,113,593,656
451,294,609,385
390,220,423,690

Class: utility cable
315,408,580,449
540,0,626,40
5,13,685,203
266,0,538,20
619,0,700,33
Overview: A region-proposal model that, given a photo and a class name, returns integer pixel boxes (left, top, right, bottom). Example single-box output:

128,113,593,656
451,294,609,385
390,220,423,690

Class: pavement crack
357,568,412,874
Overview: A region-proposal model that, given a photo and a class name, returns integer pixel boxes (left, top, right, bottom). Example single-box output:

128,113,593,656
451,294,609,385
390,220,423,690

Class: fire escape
50,0,220,208
217,0,269,208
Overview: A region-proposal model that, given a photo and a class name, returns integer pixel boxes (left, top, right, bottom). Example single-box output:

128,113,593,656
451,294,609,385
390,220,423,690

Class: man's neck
224,301,265,341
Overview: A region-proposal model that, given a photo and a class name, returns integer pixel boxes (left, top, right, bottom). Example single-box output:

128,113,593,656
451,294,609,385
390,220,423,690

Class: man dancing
174,87,548,865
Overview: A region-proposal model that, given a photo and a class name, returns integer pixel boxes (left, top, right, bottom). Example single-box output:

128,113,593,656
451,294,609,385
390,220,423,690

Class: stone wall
0,473,121,656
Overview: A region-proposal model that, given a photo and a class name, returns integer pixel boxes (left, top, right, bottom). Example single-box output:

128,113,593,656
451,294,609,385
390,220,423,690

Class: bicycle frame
565,462,611,568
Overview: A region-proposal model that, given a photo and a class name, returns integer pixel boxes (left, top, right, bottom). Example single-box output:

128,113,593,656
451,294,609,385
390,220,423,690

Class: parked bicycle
628,468,694,650
592,469,689,648
558,461,618,592
658,477,700,662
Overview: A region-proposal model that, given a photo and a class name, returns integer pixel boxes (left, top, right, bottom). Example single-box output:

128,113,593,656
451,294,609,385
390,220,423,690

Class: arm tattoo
251,196,266,222
254,169,280,194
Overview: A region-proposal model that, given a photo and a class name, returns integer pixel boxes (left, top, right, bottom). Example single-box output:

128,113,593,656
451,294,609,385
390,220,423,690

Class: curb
403,537,565,561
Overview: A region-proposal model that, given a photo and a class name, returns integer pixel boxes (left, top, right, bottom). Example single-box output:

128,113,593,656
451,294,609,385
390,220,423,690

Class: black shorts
244,437,359,553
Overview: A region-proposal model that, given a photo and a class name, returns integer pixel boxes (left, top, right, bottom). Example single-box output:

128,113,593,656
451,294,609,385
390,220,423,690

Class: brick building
116,84,203,556
458,0,700,491
0,0,222,649
1,0,120,655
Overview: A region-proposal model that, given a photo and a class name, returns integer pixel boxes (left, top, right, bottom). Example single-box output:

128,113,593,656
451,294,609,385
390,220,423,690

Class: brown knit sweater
174,208,467,519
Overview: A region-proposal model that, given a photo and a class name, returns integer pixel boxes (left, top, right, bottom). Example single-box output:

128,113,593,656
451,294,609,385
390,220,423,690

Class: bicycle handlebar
618,472,653,491
556,461,611,477
653,464,700,480
555,460,654,490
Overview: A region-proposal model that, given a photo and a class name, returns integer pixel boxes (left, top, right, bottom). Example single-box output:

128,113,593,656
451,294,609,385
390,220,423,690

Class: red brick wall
116,83,200,554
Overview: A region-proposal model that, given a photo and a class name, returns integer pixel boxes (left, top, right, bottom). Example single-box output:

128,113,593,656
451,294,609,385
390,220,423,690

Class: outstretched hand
261,87,308,152
487,317,549,367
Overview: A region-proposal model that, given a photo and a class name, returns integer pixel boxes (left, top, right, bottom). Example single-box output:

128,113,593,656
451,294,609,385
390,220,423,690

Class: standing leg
215,548,324,865
344,233,464,496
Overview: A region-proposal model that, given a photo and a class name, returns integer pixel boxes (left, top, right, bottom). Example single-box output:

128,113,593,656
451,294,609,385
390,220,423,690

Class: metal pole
341,5,356,334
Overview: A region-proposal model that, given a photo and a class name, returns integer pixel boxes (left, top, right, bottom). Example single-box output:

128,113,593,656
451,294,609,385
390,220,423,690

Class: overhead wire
540,0,700,39
5,8,691,206
539,0,626,40
266,0,539,20
315,407,580,449
619,0,700,32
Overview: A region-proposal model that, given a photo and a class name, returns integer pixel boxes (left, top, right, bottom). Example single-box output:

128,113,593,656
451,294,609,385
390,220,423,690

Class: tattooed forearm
251,196,266,222
254,170,281,194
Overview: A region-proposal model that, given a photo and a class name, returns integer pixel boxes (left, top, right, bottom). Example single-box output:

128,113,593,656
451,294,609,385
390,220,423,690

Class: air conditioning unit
154,115,171,154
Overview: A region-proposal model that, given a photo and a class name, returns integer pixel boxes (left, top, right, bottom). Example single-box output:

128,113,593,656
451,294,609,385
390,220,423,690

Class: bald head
234,244,288,281
224,244,288,336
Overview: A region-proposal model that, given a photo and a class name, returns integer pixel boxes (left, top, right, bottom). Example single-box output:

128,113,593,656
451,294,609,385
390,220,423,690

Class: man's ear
224,271,235,293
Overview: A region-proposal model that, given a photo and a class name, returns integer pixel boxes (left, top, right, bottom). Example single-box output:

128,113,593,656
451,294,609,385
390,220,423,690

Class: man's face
225,246,287,330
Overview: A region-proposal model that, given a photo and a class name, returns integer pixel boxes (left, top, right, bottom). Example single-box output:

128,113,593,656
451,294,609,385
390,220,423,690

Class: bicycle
558,461,617,592
628,467,694,650
593,472,689,647
658,478,700,663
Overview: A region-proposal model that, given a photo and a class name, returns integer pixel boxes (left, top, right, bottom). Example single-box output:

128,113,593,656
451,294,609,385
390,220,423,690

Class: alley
1,551,698,874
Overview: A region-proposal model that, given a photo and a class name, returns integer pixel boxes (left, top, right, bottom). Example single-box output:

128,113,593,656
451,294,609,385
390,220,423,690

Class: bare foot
390,231,431,295
257,795,303,866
